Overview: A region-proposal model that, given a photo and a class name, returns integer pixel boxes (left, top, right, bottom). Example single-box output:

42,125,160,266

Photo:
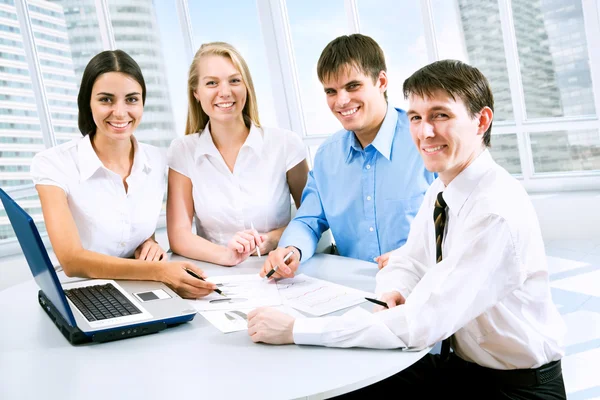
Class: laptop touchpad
134,289,171,302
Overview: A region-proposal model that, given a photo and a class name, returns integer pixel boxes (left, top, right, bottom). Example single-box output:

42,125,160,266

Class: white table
0,253,429,399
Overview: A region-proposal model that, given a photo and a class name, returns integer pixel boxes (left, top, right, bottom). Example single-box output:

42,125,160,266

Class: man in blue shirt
260,34,435,278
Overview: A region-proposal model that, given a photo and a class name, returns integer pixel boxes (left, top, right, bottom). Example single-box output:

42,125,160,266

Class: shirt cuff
293,316,336,346
279,223,318,263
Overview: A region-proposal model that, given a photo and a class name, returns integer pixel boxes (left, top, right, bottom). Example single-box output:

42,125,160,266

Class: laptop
0,188,197,345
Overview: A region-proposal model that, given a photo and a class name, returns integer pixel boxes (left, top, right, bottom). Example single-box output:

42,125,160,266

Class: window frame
4,0,600,257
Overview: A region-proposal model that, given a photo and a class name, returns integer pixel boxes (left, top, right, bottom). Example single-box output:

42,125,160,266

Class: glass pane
287,0,346,136
0,1,52,243
489,134,522,175
513,0,595,119
107,0,177,148
188,0,278,128
433,0,514,122
358,0,428,112
29,1,81,145
530,129,600,173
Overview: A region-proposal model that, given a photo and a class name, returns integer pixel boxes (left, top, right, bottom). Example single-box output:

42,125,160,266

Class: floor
545,239,600,399
1,226,599,397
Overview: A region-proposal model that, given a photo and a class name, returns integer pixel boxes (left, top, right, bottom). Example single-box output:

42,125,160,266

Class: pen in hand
184,268,226,296
364,297,389,309
265,250,295,278
250,222,261,259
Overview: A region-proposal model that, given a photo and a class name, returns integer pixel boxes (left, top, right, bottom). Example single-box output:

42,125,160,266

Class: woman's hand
252,231,279,257
158,261,216,299
228,229,263,254
135,238,167,261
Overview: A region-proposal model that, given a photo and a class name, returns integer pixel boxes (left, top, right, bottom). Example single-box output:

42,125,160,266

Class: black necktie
434,192,452,359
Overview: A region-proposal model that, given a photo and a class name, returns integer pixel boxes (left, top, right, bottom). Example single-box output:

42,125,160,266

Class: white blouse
167,124,306,246
31,135,166,258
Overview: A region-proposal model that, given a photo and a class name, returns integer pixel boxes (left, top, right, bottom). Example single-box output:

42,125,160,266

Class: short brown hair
403,60,494,147
317,34,387,100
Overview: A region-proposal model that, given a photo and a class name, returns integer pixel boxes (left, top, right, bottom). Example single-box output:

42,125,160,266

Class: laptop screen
0,189,77,327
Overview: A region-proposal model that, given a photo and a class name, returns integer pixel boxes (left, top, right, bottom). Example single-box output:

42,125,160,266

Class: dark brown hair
77,50,146,136
317,34,387,100
403,59,493,147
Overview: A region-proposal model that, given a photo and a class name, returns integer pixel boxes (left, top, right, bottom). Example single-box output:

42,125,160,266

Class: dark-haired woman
31,50,216,299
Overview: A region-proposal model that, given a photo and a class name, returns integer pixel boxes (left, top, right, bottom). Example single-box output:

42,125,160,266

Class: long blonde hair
185,42,260,135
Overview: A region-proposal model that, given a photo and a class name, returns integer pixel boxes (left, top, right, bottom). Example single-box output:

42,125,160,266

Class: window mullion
344,0,360,33
94,0,116,50
497,0,533,180
13,0,56,149
256,0,306,136
176,0,195,64
419,0,438,63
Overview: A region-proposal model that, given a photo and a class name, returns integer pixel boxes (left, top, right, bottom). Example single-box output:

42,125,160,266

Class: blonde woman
167,42,309,266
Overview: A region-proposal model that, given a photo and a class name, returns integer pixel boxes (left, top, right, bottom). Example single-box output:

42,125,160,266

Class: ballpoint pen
184,268,226,296
250,222,261,259
364,297,389,309
265,250,295,278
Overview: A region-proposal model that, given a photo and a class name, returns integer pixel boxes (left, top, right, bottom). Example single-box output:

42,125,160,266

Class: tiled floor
546,239,600,399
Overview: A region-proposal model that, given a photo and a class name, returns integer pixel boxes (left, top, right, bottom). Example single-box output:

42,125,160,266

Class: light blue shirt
279,104,436,263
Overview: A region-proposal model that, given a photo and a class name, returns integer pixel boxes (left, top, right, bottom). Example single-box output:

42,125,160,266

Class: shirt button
366,164,371,170
120,242,126,247
367,196,372,201
369,227,374,232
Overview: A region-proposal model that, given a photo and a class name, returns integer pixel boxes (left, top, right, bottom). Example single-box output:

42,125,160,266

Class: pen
265,250,295,278
184,268,226,296
364,297,389,309
250,222,261,259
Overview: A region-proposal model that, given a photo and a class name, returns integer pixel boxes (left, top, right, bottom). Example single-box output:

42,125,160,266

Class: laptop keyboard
65,283,142,322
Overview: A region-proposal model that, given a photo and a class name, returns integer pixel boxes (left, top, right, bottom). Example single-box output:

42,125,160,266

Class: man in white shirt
247,60,566,399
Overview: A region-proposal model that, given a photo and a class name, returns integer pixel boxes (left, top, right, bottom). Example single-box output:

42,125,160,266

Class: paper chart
276,274,372,316
189,274,281,312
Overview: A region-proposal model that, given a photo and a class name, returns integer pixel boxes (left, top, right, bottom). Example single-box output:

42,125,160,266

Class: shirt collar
441,149,495,216
129,136,153,175
194,123,263,162
77,134,103,181
345,103,397,163
78,134,151,182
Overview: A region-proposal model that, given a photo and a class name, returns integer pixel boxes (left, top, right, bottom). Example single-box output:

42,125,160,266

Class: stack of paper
190,273,372,333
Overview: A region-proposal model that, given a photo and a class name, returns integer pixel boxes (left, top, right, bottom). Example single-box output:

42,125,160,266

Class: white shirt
167,124,306,246
31,135,166,258
293,150,566,370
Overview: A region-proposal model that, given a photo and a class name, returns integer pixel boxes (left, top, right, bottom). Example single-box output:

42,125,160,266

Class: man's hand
135,238,167,261
374,251,392,270
373,291,406,312
259,246,300,279
247,307,295,345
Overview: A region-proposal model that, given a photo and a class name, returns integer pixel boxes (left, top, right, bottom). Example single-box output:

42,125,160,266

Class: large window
188,0,278,128
287,0,346,136
358,0,428,111
109,0,177,148
0,0,62,243
3,0,600,257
